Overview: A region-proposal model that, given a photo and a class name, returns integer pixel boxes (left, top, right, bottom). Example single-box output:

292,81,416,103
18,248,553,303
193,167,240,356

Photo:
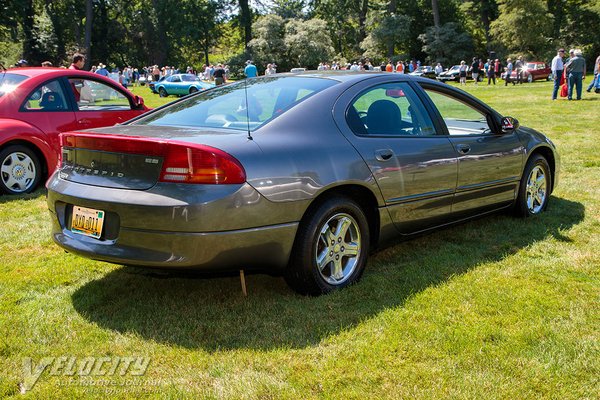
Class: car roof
275,70,424,84
2,67,102,79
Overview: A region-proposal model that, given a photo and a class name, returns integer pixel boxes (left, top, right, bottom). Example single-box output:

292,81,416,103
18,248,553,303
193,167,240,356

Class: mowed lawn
0,79,598,399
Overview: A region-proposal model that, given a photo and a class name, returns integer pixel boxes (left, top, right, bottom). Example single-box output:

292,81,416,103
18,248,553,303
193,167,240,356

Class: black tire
0,145,42,195
527,74,533,83
285,196,370,295
189,86,199,94
158,87,168,97
514,154,551,217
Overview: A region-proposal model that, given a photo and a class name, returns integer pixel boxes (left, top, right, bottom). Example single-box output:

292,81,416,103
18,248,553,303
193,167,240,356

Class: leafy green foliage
419,23,475,65
284,18,335,69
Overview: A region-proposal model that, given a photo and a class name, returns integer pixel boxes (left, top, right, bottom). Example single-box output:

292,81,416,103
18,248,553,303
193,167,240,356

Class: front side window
347,82,436,136
68,78,131,111
134,76,337,131
424,89,492,135
23,79,68,111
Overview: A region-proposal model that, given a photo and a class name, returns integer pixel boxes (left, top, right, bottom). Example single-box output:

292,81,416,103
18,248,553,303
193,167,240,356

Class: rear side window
347,82,436,136
23,79,69,111
134,76,337,131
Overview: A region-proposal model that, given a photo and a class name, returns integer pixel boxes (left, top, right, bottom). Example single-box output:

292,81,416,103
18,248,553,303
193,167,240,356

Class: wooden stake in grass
240,270,247,296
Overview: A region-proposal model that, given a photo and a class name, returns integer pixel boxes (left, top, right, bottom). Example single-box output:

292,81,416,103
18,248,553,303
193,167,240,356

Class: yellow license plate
71,206,105,239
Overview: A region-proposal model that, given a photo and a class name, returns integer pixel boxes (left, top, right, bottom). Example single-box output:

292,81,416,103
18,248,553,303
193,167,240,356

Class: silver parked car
47,72,559,295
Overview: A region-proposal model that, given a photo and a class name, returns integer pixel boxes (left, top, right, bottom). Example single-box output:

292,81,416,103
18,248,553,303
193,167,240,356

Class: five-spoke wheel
515,154,551,217
286,196,369,295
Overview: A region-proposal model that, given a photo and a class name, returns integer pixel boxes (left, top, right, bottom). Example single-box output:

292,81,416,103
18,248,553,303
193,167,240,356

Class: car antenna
244,77,253,141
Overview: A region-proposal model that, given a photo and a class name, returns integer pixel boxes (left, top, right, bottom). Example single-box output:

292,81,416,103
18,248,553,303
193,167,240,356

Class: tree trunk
387,0,397,57
84,0,93,69
358,0,369,43
22,0,37,63
431,0,440,30
239,0,252,49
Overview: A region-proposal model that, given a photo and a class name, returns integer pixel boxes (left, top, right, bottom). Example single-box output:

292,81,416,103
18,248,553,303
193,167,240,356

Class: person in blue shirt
244,60,257,78
95,63,109,77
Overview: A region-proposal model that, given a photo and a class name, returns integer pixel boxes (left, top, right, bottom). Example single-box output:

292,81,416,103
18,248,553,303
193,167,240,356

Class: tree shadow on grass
71,197,584,351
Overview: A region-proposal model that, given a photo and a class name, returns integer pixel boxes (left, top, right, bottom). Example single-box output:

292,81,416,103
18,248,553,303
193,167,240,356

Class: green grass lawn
1,79,598,399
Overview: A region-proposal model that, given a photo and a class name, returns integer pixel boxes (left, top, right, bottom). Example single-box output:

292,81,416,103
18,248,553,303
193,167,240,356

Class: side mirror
134,95,145,109
501,116,519,132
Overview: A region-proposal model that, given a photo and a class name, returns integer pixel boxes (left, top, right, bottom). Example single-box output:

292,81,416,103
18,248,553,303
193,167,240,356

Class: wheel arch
527,145,556,193
299,184,381,249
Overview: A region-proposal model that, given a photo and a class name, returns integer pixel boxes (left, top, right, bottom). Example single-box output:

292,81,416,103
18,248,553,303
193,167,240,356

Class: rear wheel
514,154,551,217
158,87,168,97
0,145,42,195
285,196,370,295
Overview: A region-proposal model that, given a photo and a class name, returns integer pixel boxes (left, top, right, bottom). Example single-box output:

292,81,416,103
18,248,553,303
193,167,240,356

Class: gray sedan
47,72,559,295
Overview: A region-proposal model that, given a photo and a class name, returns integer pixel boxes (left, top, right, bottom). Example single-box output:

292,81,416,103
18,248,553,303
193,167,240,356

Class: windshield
0,73,28,97
133,76,337,131
181,74,199,82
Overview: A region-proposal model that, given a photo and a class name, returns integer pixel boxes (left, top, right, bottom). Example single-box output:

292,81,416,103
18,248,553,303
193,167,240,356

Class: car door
19,78,78,153
334,79,458,234
66,77,141,130
419,84,524,217
169,75,184,95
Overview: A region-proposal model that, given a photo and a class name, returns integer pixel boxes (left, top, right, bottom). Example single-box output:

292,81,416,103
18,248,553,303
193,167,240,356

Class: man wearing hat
95,63,109,76
16,59,28,67
244,60,257,78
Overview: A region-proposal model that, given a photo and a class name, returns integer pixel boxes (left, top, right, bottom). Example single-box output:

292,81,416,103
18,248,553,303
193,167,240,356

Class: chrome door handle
375,149,394,161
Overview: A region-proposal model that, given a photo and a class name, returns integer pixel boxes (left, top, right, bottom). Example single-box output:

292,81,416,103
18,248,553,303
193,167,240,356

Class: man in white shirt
551,48,565,100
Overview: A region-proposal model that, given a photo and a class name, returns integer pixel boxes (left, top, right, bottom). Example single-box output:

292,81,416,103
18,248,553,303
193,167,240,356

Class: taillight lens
60,133,246,185
160,143,246,184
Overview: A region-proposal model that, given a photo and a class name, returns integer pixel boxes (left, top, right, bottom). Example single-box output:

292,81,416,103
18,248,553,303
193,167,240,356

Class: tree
248,14,287,69
285,18,335,68
490,0,553,57
361,12,411,59
419,22,474,65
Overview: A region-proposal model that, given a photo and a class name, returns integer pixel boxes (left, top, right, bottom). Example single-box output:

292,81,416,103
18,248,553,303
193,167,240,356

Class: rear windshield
0,73,28,97
133,76,337,131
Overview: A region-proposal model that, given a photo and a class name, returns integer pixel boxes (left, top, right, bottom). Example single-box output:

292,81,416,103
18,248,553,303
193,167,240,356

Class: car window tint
347,82,436,136
134,76,337,131
23,79,68,111
424,89,491,135
68,79,131,111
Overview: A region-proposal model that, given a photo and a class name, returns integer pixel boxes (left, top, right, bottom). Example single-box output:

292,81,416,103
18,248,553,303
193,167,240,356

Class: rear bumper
50,212,297,270
47,176,301,271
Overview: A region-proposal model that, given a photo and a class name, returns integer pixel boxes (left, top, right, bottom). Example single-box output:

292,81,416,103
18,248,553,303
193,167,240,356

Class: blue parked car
154,74,214,97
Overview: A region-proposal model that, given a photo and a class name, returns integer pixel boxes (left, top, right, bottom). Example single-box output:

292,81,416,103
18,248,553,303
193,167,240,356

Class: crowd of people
8,49,600,100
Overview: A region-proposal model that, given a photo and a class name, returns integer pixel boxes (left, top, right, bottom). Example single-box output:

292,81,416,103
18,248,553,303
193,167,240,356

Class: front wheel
0,145,42,195
158,87,168,97
189,86,198,94
527,74,533,83
514,155,551,217
285,196,370,295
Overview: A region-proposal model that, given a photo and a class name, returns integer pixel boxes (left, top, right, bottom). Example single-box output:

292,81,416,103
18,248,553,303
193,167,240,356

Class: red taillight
160,143,246,184
60,133,246,185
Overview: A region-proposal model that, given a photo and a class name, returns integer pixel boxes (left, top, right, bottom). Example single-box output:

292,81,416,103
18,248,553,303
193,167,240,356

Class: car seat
40,91,64,111
366,100,403,135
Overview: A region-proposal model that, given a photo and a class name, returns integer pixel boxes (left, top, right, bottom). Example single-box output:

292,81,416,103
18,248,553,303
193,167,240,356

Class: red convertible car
0,68,149,194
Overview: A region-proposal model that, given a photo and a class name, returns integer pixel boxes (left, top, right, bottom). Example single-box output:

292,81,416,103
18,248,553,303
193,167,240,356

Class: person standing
459,61,468,85
434,62,442,76
69,53,85,70
551,48,565,100
505,58,514,86
586,54,600,93
213,63,226,85
244,60,257,78
471,57,480,84
565,49,586,100
515,56,524,84
95,63,109,76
